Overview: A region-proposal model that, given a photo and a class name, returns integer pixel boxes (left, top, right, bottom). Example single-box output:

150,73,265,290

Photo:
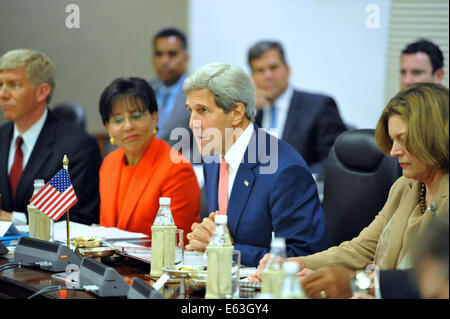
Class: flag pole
63,155,71,248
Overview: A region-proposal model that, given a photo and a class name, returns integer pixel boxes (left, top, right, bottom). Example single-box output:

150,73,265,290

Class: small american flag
29,168,78,221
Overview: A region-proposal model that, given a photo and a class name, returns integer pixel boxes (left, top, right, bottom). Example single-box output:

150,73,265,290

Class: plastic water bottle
280,261,306,299
150,197,176,277
27,179,52,241
205,214,234,298
261,237,286,298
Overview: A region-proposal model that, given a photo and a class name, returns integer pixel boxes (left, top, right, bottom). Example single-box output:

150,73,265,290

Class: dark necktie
9,136,24,200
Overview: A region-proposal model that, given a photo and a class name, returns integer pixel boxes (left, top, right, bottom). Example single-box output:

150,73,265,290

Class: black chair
322,129,402,247
52,102,87,130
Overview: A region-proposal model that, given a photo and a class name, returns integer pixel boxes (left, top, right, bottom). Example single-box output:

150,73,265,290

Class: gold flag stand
63,155,71,248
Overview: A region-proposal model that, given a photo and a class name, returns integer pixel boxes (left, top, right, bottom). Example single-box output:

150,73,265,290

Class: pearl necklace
419,183,437,217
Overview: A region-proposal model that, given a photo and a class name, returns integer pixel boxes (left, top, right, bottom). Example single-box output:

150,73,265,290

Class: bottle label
27,204,51,241
261,269,285,298
150,225,177,277
205,246,234,299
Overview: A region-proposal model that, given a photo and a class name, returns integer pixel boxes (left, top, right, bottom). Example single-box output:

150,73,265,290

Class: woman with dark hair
98,77,200,238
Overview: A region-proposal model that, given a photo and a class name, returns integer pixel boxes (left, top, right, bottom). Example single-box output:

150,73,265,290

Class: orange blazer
99,137,200,239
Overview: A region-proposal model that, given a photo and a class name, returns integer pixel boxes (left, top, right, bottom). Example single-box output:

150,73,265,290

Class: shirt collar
274,84,294,111
13,108,48,152
224,122,254,171
161,73,187,93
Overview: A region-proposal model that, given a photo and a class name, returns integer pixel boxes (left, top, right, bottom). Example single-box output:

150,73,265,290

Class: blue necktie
158,88,171,130
270,104,277,129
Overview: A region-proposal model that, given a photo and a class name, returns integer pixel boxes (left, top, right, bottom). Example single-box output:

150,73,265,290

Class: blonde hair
0,49,55,103
375,82,449,173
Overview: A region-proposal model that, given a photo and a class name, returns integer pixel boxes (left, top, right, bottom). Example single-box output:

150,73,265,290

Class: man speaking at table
183,62,327,267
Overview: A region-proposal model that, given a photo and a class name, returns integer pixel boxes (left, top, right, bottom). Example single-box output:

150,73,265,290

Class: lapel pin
244,180,249,187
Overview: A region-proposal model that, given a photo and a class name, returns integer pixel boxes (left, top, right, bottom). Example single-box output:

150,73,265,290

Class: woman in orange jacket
98,77,200,239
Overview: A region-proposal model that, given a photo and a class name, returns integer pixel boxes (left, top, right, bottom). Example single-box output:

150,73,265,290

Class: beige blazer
301,174,449,270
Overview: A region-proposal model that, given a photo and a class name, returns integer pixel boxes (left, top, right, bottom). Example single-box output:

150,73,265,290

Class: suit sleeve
300,178,408,270
235,163,328,267
379,269,421,299
160,163,201,238
312,97,347,173
65,134,102,225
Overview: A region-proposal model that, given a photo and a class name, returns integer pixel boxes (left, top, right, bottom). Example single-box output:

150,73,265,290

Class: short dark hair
247,40,287,67
152,27,187,50
412,214,449,280
402,39,444,73
99,77,158,124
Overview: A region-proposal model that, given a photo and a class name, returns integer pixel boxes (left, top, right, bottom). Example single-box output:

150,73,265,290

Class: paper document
53,221,148,243
113,242,208,267
0,221,20,237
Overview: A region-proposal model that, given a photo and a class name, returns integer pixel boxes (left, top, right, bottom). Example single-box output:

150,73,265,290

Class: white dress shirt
261,85,294,139
8,109,48,224
223,122,254,199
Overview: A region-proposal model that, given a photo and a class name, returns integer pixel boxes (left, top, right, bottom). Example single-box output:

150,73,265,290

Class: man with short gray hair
0,49,101,225
183,62,328,267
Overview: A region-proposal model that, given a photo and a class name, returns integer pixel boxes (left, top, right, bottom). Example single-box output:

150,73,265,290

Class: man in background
0,49,101,225
248,40,347,175
400,39,445,89
149,27,198,162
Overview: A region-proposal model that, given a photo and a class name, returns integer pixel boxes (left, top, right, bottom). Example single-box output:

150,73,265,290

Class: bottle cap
34,179,45,187
282,261,299,274
271,237,286,248
159,197,171,205
214,214,227,224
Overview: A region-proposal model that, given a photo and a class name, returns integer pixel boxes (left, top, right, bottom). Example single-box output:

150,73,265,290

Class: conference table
0,249,260,300
0,252,208,299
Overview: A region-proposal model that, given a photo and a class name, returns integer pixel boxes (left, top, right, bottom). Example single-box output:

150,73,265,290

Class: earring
110,137,115,145
153,129,157,135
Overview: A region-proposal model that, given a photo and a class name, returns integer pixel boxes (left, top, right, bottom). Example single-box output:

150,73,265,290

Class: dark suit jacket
0,110,102,225
149,77,201,163
379,269,421,299
203,125,328,267
255,89,347,174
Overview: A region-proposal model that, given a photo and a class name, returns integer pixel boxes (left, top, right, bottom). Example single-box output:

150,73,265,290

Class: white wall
189,0,391,129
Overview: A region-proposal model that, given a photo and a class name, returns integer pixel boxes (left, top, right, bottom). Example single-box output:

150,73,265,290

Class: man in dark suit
183,62,328,267
400,39,445,90
248,41,347,175
148,28,199,162
0,49,101,225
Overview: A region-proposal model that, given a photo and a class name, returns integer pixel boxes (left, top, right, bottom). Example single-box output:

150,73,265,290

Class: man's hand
254,87,272,110
247,252,270,282
247,255,307,282
0,210,12,221
185,211,217,252
300,266,355,299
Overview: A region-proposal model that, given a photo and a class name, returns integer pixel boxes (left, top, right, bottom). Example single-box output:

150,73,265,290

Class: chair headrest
53,102,86,129
334,129,384,171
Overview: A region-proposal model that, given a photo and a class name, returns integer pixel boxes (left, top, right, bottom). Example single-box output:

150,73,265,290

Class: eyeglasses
0,81,24,94
109,110,149,126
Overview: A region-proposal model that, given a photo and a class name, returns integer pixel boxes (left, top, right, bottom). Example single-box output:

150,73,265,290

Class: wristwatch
351,270,371,295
